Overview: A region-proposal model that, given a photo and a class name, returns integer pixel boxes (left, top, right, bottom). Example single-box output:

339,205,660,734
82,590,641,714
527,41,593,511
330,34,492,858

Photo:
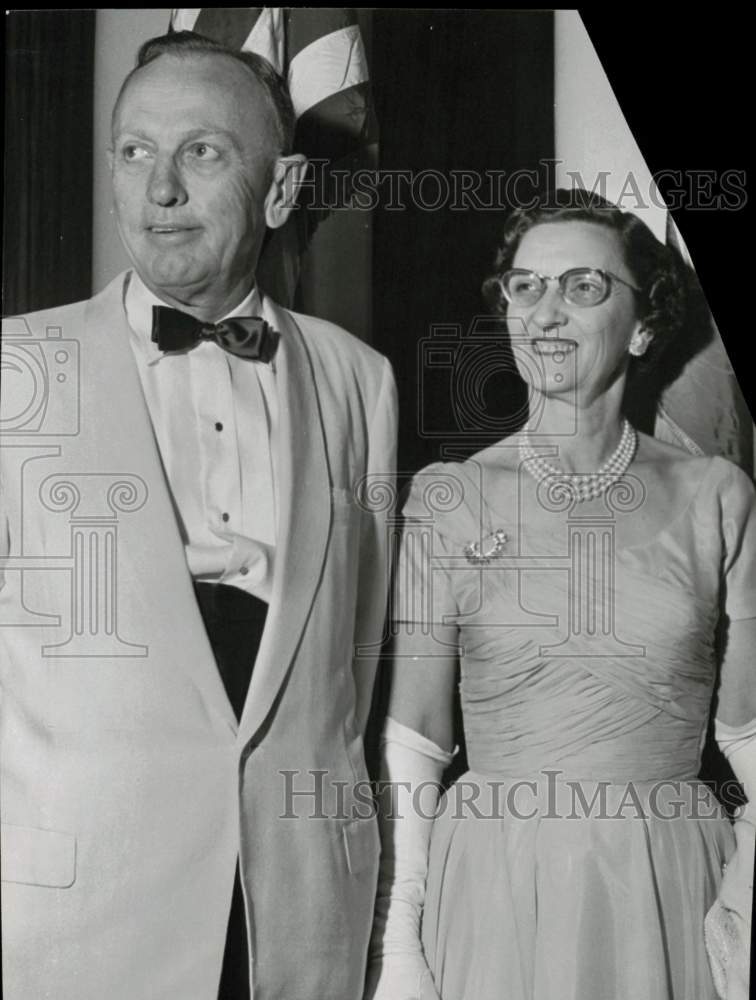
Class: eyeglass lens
503,269,610,307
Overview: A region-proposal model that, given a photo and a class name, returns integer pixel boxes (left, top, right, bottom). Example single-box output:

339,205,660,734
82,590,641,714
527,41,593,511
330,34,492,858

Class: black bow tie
151,306,279,362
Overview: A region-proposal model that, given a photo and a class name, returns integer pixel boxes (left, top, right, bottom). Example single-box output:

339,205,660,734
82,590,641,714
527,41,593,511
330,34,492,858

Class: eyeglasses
499,268,641,308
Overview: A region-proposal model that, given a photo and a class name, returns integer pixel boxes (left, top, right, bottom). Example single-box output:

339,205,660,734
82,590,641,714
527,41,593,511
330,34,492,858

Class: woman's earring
629,329,652,357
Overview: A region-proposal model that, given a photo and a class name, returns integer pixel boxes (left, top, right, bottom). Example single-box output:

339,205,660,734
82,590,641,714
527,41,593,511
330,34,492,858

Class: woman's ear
264,155,308,230
629,327,654,357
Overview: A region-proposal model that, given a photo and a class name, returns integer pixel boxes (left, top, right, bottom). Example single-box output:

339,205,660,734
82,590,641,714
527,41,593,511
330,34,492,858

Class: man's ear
264,155,308,230
106,148,114,172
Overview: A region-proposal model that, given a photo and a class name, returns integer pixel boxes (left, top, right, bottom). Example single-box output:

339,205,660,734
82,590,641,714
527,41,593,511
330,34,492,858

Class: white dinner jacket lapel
84,277,330,743
83,274,238,733
239,299,331,741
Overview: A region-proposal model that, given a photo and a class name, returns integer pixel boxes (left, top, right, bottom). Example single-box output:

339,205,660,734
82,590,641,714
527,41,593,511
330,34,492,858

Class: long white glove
364,717,454,1000
705,718,755,1000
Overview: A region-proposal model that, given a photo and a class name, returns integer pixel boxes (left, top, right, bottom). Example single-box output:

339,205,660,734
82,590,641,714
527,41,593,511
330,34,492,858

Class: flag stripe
288,26,368,119
170,9,201,32
192,8,263,50
241,8,285,75
285,8,358,62
295,82,378,160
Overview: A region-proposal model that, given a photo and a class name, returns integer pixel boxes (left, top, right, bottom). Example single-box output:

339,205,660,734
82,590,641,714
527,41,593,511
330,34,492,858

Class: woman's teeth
531,339,577,355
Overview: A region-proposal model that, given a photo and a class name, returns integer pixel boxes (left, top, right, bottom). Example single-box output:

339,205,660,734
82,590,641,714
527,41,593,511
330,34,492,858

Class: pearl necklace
519,419,638,503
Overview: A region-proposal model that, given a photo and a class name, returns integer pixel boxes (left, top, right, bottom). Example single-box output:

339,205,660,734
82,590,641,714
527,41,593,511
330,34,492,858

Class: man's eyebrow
112,126,242,151
112,128,154,143
180,128,243,151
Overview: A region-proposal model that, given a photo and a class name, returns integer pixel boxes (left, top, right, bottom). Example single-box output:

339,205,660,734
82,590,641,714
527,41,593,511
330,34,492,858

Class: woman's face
506,220,643,407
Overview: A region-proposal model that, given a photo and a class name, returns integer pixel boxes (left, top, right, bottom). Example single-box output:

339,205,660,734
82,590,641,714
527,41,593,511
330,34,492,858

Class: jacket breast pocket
0,823,76,888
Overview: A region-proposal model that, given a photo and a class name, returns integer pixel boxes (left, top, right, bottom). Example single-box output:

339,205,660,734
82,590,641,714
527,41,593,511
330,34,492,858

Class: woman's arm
715,618,756,727
386,624,459,752
705,466,756,1000
364,624,458,1000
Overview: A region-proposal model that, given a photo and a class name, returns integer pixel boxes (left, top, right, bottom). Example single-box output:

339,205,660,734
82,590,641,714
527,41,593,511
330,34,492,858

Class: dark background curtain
367,10,554,772
372,10,554,476
3,11,95,316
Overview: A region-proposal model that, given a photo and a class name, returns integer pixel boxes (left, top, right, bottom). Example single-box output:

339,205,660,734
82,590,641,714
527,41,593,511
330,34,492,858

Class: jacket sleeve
351,356,399,734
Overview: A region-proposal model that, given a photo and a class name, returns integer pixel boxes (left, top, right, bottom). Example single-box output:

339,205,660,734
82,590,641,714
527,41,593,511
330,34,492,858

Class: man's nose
531,281,567,331
147,156,188,207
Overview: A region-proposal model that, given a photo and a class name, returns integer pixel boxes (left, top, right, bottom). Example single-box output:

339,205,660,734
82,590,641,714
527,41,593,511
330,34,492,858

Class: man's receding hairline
112,49,281,146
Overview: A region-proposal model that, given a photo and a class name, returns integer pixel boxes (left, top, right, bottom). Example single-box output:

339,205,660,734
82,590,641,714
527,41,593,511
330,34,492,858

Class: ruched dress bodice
459,545,717,784
394,454,756,1000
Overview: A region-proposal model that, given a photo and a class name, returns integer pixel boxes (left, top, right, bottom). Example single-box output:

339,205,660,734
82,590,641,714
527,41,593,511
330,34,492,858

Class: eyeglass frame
498,267,642,308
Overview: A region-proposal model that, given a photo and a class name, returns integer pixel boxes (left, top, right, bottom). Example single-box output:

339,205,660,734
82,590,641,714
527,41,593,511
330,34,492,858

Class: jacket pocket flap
1,823,76,887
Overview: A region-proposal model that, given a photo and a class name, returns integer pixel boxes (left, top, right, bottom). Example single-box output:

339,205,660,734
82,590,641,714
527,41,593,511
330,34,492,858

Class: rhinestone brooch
464,529,509,565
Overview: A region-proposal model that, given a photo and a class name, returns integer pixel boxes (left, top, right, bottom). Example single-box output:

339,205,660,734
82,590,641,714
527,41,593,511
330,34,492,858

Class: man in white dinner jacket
0,31,396,1000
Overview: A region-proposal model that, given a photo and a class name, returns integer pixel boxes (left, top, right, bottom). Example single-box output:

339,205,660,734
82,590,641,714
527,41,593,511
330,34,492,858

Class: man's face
110,53,283,314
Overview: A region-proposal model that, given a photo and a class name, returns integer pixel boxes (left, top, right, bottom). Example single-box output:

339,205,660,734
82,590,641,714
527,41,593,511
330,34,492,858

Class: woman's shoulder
402,459,480,523
635,431,708,469
402,445,522,537
636,432,752,493
634,434,755,537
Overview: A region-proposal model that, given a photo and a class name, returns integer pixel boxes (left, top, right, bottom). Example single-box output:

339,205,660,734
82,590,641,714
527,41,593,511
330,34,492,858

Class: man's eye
187,143,220,161
122,143,150,162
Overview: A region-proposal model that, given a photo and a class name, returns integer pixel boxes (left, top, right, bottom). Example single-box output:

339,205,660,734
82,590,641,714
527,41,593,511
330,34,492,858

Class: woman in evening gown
365,190,755,1000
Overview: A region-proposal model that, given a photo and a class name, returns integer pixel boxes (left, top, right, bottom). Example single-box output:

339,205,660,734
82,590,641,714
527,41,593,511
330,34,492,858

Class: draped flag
555,11,753,476
652,214,754,475
170,8,378,310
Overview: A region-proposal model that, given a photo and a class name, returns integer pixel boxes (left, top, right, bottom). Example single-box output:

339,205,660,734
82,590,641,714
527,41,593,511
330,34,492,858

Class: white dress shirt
124,270,277,601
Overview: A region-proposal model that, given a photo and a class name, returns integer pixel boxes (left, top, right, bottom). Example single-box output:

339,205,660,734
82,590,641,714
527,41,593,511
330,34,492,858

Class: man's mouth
145,225,200,244
531,338,577,356
146,225,198,234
